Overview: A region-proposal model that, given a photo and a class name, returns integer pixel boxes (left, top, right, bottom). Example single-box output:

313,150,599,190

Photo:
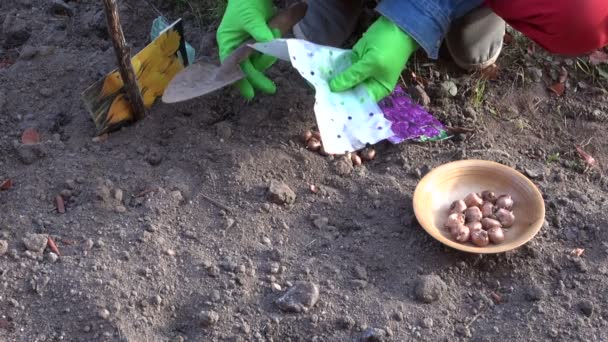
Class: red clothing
486,0,608,55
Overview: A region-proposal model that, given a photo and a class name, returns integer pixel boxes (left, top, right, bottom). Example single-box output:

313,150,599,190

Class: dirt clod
0,240,8,256
578,300,594,317
525,284,546,302
22,233,48,253
359,327,387,342
267,180,296,205
276,281,319,313
199,310,219,327
414,275,447,303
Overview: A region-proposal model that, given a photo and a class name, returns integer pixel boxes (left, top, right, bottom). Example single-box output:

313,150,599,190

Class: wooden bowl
413,160,545,254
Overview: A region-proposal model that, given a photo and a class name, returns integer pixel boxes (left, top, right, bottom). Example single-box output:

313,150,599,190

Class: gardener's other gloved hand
329,16,418,102
217,0,280,100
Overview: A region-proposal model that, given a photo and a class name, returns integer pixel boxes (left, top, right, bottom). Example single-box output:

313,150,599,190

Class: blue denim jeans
377,0,484,58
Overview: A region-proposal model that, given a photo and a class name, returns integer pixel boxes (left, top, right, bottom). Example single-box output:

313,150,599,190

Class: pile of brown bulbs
301,130,376,165
444,191,515,247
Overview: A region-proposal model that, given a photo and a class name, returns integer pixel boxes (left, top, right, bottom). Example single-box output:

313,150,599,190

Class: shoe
445,6,506,70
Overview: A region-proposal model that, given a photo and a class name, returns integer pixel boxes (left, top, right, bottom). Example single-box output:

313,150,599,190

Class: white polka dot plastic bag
250,39,447,154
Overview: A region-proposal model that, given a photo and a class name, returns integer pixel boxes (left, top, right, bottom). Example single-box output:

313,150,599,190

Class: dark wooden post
102,0,146,121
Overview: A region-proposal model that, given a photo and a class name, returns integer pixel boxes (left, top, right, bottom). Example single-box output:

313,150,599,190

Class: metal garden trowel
162,2,308,104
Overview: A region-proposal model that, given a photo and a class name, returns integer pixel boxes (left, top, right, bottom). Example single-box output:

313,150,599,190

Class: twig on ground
201,193,234,213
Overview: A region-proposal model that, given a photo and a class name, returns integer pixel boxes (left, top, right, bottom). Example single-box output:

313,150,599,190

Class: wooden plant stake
102,0,146,121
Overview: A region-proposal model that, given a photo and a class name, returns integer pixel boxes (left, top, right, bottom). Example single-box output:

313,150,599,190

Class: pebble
39,88,53,97
22,233,48,253
414,275,447,303
165,249,176,257
95,239,105,248
145,150,163,166
224,218,235,230
336,315,355,329
269,262,280,274
440,80,458,97
271,283,282,292
214,121,233,140
115,205,127,213
353,265,368,280
145,223,158,232
84,239,94,250
391,312,403,322
525,284,546,302
578,300,594,317
261,237,271,246
456,325,472,338
152,295,162,306
47,252,59,263
334,159,353,177
113,188,123,202
267,180,296,205
199,310,219,327
359,327,386,341
98,308,110,320
420,317,433,328
276,281,320,313
0,239,8,256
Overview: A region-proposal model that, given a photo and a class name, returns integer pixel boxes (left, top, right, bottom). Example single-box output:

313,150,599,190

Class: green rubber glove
329,16,418,102
217,0,280,100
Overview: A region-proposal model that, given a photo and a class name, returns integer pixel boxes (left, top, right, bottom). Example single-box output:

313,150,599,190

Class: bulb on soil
360,148,376,161
351,153,362,166
302,130,313,143
307,138,321,151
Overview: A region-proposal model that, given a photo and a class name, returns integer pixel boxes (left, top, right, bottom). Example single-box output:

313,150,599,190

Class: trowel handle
219,2,308,71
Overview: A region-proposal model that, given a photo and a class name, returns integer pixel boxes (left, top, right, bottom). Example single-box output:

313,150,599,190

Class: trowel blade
162,61,245,103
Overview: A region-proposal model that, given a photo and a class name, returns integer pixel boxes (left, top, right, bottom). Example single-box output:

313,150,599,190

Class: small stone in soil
22,233,48,253
578,300,594,317
267,180,296,205
199,310,219,327
165,249,176,257
276,281,320,313
269,262,280,274
145,223,158,232
420,317,433,328
145,150,163,166
391,312,403,322
359,327,387,341
336,315,355,330
0,240,8,256
414,275,447,303
47,252,59,263
152,295,162,306
525,284,546,302
84,239,94,250
353,265,368,280
98,308,110,320
271,283,282,292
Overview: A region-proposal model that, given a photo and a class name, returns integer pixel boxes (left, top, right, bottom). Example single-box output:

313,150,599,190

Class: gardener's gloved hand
217,0,280,100
329,16,418,102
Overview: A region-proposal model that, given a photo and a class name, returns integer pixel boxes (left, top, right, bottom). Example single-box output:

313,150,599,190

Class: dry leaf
21,128,40,144
558,67,568,83
589,50,608,65
480,64,499,81
56,195,65,214
575,146,598,169
571,248,585,257
47,237,61,256
0,179,12,190
548,82,565,96
490,291,502,303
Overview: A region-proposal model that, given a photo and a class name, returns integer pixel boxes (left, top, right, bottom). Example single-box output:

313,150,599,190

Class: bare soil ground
1,0,608,341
